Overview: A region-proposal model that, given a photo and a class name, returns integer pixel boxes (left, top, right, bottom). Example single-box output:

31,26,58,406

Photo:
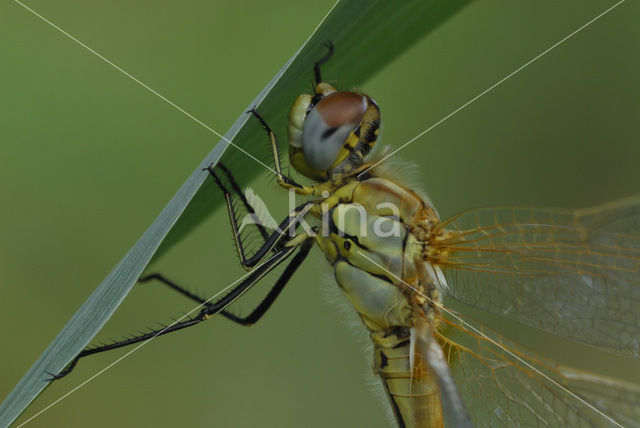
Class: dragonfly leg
138,273,259,324
220,236,314,325
246,109,316,195
217,162,270,242
313,40,334,87
48,313,204,380
49,240,305,380
205,164,315,270
139,273,209,305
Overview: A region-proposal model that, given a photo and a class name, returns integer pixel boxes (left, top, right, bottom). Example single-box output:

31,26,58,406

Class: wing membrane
431,196,640,357
438,312,640,428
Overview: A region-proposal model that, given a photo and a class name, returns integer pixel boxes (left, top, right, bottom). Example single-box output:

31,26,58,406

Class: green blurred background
2,1,640,427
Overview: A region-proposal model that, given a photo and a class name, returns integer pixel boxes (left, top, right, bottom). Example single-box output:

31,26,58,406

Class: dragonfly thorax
314,176,442,333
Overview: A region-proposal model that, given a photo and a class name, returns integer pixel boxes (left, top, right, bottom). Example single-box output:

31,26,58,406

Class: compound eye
302,92,367,171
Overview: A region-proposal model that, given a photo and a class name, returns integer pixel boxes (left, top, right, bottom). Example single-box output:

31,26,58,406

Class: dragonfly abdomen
373,329,443,428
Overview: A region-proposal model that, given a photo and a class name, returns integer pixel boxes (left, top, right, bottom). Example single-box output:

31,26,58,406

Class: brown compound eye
301,92,367,171
315,92,367,127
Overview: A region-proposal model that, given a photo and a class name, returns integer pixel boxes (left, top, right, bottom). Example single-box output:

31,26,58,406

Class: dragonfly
50,43,640,427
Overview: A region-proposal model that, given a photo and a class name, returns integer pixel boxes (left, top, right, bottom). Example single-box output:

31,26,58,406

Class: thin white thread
357,250,624,428
299,1,340,52
13,0,279,175
16,250,283,428
358,0,626,178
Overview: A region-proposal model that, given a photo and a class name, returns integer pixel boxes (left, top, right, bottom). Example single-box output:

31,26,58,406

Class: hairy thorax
313,176,442,338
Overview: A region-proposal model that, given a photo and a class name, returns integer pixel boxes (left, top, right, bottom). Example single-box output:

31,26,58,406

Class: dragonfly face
287,82,380,180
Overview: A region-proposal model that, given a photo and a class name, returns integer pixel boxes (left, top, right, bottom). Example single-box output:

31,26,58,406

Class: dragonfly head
287,83,380,180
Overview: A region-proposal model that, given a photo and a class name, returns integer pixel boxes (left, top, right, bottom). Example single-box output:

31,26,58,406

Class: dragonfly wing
432,196,640,357
576,194,640,235
439,312,640,427
559,367,640,428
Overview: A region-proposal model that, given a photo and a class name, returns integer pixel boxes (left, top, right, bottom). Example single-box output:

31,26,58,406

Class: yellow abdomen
374,337,443,428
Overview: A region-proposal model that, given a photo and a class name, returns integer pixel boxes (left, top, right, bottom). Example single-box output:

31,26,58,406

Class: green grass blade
0,0,471,425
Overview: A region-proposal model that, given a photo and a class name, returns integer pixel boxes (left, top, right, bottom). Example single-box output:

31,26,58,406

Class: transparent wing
438,312,640,428
431,195,640,357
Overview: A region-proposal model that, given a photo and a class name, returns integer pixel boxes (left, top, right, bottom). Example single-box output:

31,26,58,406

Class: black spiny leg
205,164,313,269
217,162,270,243
141,237,314,326
139,273,209,305
228,237,313,325
314,41,334,86
50,237,312,380
246,109,309,192
139,273,241,323
246,109,289,186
